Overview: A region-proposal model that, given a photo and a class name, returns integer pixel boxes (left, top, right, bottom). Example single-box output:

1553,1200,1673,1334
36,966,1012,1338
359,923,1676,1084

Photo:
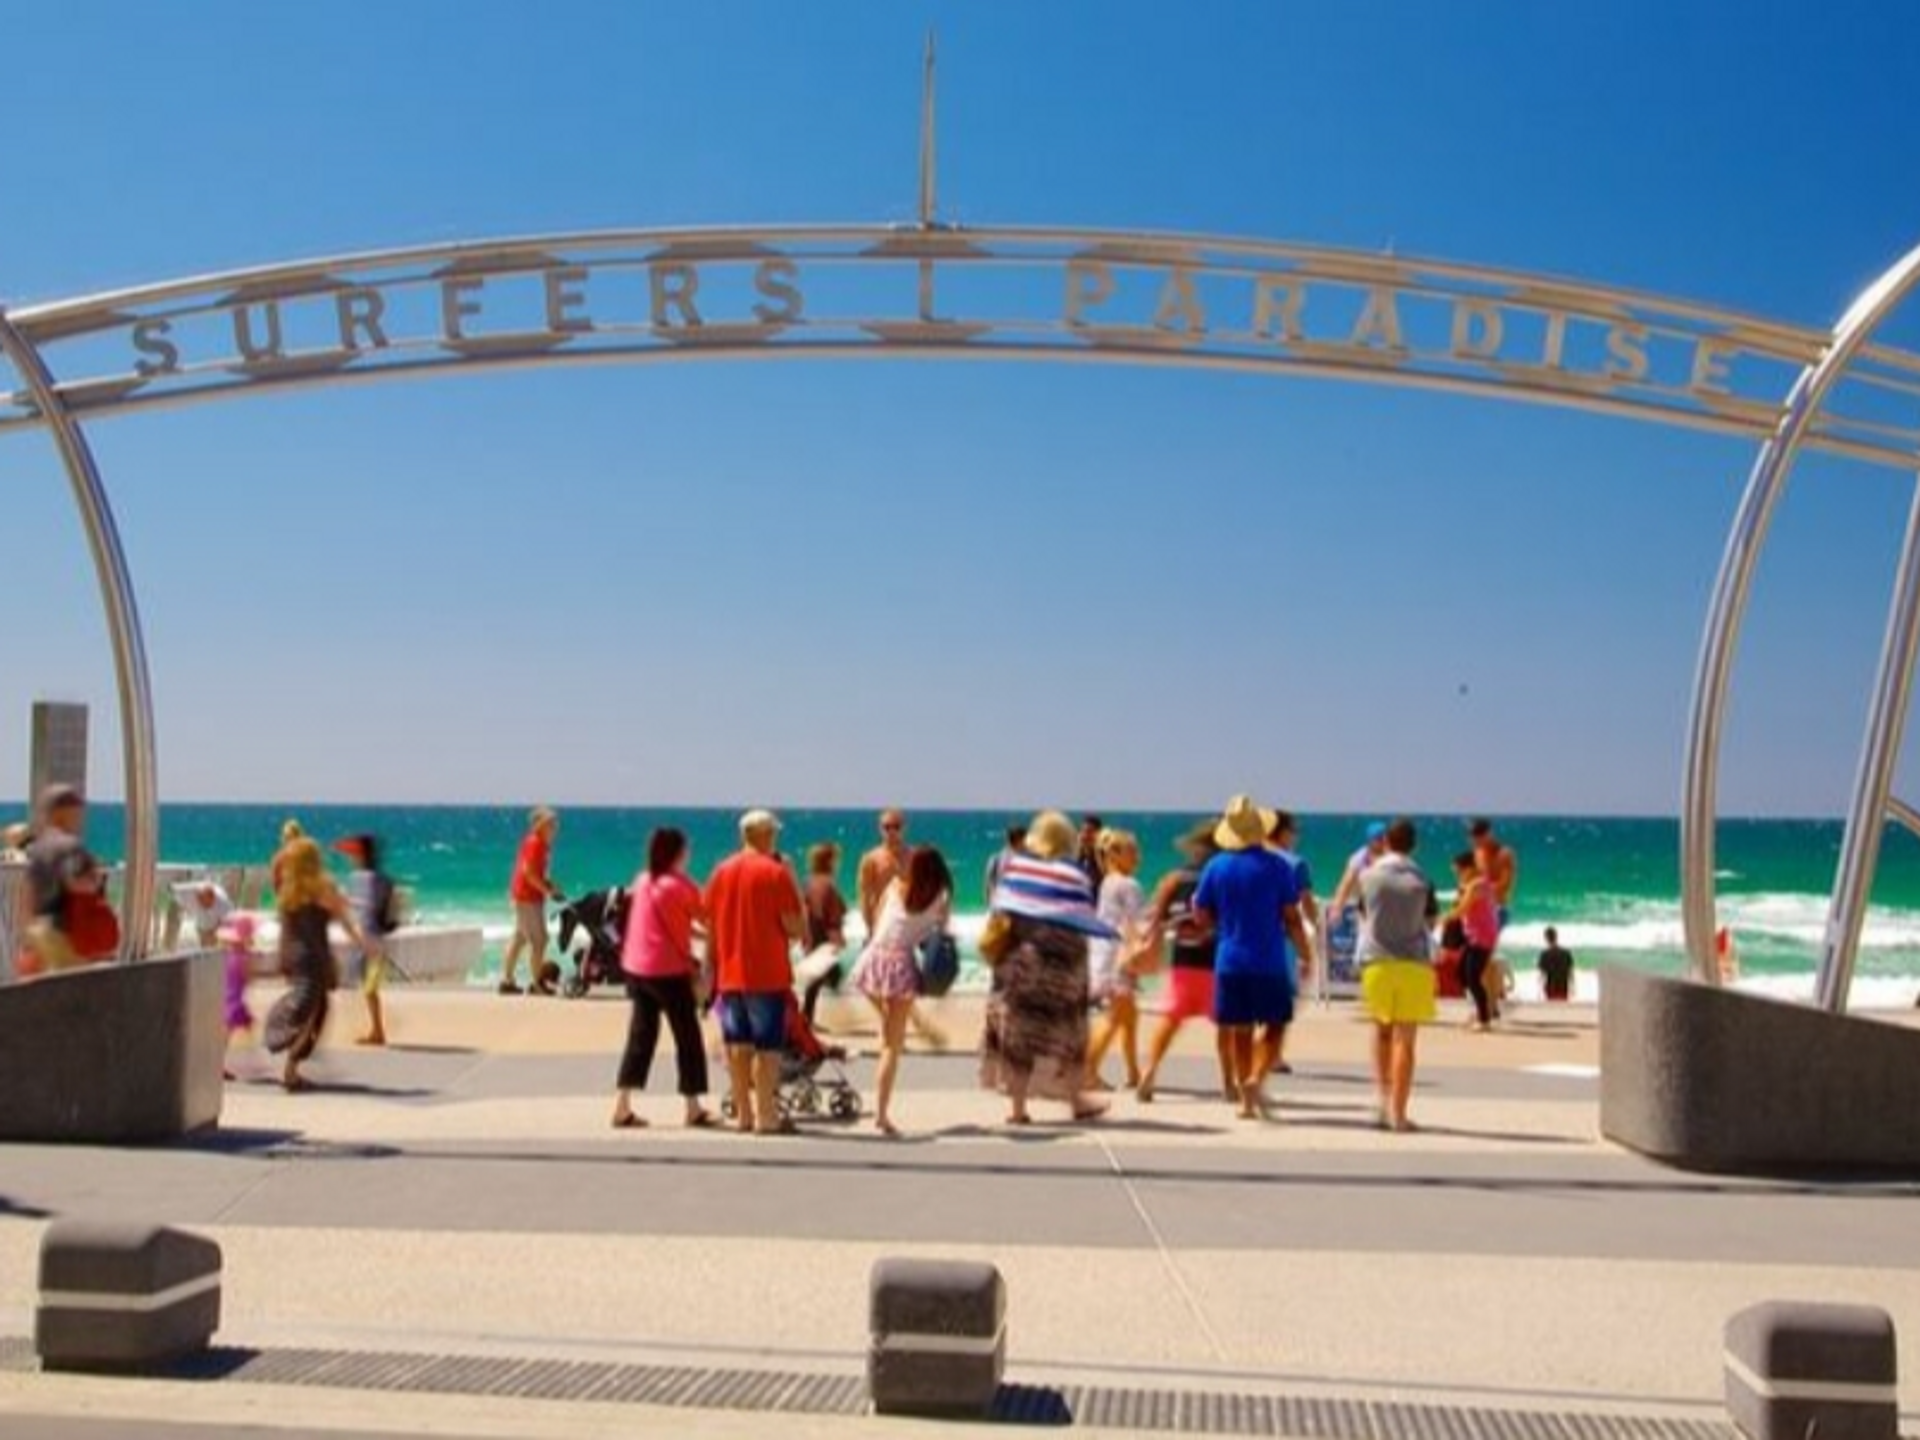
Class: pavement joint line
1094,1131,1229,1365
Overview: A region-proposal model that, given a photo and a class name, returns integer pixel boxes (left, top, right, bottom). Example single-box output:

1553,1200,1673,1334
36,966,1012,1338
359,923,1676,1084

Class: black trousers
1460,946,1493,1026
617,974,709,1095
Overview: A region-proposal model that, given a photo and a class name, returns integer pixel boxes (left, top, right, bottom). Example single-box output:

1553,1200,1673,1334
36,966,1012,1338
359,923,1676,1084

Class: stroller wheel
792,1083,821,1116
563,974,588,999
720,1094,736,1120
829,1088,861,1121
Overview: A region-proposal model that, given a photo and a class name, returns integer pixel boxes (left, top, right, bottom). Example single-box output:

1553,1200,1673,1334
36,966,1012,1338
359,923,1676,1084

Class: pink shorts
1161,966,1215,1021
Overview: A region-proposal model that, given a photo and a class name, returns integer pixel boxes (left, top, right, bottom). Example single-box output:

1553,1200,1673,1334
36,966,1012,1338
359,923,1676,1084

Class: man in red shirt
705,809,806,1134
501,807,562,995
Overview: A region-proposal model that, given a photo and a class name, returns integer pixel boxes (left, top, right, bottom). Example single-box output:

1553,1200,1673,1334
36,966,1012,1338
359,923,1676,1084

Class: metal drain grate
6,1334,1907,1439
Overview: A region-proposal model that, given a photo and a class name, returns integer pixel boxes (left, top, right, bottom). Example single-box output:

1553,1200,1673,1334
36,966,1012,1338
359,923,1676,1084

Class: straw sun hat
1213,795,1278,852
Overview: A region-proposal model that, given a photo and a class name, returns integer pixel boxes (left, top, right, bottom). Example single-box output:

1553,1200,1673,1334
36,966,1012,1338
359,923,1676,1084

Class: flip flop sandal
685,1111,718,1129
611,1114,648,1129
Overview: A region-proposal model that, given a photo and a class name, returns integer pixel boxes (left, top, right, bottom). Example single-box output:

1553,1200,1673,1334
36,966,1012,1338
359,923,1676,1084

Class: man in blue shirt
1194,795,1314,1120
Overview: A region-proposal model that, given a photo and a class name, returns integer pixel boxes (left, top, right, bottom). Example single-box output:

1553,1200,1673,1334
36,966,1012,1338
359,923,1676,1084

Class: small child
220,913,259,1080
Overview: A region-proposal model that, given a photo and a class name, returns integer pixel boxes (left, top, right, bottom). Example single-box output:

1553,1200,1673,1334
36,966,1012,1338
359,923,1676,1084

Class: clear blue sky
4,1,1920,816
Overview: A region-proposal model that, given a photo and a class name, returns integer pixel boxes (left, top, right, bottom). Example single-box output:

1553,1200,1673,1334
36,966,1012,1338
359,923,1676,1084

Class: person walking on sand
979,811,1114,1126
1266,810,1320,1074
983,824,1027,905
501,807,562,996
857,809,911,936
611,827,716,1131
798,841,851,1027
853,846,954,1136
1194,797,1314,1120
219,912,260,1081
270,818,305,893
1470,817,1517,925
1136,822,1235,1105
1357,818,1440,1133
705,809,807,1135
855,808,946,1049
1085,828,1151,1090
263,837,366,1092
336,834,400,1046
1449,850,1502,1031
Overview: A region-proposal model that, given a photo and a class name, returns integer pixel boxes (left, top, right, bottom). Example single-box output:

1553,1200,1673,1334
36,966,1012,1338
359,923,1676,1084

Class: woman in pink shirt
1449,850,1502,1033
611,827,716,1129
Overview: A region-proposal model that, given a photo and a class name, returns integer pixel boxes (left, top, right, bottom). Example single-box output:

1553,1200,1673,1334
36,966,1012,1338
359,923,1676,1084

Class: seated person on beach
1537,927,1574,1001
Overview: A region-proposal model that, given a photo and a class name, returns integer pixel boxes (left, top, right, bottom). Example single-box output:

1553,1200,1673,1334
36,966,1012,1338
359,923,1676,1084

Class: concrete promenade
2,988,1917,1438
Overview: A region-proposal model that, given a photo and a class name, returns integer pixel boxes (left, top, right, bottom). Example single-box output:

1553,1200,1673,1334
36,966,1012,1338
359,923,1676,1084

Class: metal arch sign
7,224,1920,471
6,219,1920,1007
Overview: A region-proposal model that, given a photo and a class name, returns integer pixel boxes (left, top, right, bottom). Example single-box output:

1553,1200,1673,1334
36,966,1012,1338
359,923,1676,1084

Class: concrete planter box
0,951,226,1144
1600,964,1920,1174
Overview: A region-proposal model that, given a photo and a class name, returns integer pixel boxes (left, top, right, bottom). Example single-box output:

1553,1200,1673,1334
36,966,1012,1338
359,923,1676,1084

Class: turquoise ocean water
13,803,1920,1005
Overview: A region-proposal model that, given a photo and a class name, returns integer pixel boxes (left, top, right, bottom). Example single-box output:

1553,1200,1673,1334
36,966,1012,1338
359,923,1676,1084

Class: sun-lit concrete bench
37,1219,223,1373
1600,965,1920,1173
1725,1300,1897,1440
868,1257,1005,1416
0,950,225,1143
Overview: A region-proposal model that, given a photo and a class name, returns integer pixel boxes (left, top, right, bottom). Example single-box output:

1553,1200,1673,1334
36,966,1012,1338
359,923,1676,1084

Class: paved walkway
2,991,1917,1437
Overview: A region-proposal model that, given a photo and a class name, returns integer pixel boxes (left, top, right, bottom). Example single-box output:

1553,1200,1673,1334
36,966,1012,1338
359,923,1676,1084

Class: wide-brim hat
1214,794,1278,852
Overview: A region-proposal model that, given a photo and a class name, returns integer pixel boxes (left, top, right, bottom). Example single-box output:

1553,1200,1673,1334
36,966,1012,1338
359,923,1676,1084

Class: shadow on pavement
0,1195,51,1218
261,1137,1920,1198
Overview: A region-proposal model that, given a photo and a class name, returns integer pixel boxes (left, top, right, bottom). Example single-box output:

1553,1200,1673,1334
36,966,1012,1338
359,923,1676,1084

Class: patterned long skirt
264,950,332,1062
980,917,1090,1101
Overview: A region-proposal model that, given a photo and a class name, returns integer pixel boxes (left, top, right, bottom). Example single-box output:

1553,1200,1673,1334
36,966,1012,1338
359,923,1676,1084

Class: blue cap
1365,821,1388,842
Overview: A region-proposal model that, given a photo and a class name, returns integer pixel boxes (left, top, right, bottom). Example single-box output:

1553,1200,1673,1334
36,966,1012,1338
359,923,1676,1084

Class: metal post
1680,238,1920,987
1818,473,1920,1010
0,308,159,960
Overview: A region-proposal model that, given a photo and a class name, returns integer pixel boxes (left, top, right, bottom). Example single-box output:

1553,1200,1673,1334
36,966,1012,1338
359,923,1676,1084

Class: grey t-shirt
1355,853,1438,965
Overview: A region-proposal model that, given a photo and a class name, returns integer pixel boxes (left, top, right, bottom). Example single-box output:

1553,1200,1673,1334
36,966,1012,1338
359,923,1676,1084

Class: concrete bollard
36,1219,222,1373
1724,1300,1897,1440
868,1257,1005,1416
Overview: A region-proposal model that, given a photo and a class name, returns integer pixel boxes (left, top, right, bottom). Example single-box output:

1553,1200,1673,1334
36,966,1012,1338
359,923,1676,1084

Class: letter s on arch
132,318,180,378
752,258,802,325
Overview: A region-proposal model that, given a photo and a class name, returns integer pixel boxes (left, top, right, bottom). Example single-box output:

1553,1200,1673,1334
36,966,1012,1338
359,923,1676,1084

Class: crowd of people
2,782,1562,1128
495,797,1540,1138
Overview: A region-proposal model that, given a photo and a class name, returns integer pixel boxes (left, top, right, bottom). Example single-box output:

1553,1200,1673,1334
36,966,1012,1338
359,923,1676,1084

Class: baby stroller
722,993,863,1123
556,886,629,999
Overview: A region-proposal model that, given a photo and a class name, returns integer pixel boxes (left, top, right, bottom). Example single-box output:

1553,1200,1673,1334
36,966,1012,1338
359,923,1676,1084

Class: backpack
371,874,403,936
915,931,961,998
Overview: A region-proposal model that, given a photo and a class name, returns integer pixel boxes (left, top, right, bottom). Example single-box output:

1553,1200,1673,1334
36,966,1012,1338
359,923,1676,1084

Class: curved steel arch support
0,308,158,961
1681,238,1920,992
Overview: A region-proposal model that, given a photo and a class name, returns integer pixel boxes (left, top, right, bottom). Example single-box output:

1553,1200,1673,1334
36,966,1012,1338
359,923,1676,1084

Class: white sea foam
403,893,1920,1009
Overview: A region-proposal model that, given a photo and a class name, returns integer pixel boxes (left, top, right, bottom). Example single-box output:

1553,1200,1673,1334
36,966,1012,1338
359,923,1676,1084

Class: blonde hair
276,837,331,912
280,818,304,845
529,806,556,831
1097,827,1137,860
1024,810,1077,861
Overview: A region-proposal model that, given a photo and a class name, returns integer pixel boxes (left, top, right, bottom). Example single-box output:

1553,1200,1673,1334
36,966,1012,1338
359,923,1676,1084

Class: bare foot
875,1117,900,1138
354,1034,386,1047
1084,1077,1115,1093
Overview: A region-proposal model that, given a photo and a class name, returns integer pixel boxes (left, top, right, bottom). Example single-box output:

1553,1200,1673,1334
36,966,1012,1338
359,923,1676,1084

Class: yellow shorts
1361,960,1437,1025
361,952,389,996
